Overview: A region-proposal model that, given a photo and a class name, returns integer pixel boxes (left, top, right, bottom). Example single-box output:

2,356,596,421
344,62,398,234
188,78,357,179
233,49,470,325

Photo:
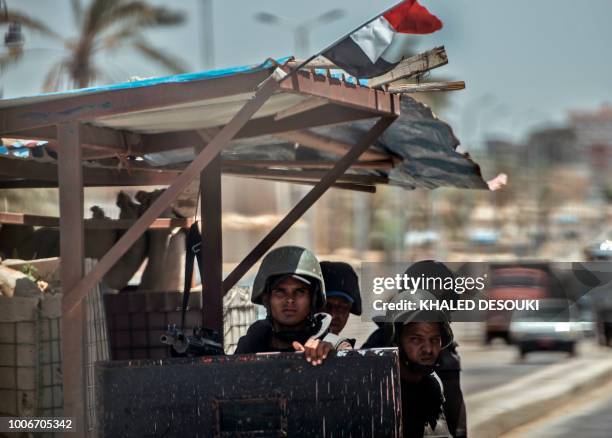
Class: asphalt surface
458,340,579,395
502,378,612,438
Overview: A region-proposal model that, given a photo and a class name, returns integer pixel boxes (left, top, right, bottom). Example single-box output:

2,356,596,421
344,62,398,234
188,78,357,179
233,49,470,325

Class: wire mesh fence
0,267,256,436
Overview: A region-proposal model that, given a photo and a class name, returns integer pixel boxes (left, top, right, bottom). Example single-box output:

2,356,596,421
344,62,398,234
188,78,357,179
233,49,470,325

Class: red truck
485,267,552,344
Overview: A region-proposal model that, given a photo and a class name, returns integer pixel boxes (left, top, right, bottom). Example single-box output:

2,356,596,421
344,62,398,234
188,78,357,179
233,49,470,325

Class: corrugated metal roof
0,57,488,191
93,92,307,134
0,58,288,108
148,97,488,190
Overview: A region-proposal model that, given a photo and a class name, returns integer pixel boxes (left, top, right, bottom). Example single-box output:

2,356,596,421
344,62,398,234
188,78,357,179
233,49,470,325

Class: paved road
502,379,612,438
458,339,596,395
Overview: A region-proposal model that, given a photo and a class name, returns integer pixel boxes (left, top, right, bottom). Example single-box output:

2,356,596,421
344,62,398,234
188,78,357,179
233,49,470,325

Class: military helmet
251,246,326,309
385,290,454,349
320,261,362,315
404,260,458,308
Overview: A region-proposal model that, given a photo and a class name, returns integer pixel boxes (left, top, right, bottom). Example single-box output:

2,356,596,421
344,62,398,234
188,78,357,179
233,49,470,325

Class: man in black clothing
320,261,362,342
363,261,467,438
398,322,450,438
234,246,349,364
386,291,453,438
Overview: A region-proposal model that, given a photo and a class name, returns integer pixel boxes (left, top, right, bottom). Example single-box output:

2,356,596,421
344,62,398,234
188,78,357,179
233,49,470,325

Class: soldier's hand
337,340,353,350
292,338,334,366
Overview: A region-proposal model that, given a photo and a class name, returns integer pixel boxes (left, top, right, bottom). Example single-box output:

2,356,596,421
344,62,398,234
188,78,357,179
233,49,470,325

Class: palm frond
1,11,63,40
96,2,184,33
132,38,186,74
85,64,104,85
97,25,141,52
82,0,122,38
0,51,22,73
42,61,67,92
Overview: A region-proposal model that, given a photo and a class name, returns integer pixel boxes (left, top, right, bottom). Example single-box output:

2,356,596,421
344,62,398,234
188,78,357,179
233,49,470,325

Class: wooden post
200,154,223,337
57,121,86,435
62,74,280,315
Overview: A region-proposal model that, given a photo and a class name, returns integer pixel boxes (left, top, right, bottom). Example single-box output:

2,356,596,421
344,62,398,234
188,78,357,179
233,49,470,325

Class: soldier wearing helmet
385,290,453,438
363,261,467,438
234,246,349,365
320,261,362,339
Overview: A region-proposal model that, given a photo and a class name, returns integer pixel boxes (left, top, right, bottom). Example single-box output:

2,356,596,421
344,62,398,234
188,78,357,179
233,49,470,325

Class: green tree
1,0,186,90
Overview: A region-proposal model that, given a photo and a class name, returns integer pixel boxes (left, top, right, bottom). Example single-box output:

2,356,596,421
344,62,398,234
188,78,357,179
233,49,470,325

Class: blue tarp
0,57,291,107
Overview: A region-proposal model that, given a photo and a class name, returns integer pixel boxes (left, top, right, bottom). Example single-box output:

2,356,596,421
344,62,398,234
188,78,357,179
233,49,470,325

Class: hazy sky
4,0,612,149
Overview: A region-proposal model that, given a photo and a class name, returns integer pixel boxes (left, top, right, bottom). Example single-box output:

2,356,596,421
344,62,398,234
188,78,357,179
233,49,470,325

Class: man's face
266,276,312,327
324,296,352,334
398,322,442,367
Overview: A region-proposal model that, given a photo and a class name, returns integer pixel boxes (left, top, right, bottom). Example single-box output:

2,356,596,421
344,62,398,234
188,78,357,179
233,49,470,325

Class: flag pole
278,1,404,83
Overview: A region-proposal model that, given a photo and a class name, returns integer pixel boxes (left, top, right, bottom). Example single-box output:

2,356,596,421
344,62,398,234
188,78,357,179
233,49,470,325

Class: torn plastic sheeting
138,97,488,191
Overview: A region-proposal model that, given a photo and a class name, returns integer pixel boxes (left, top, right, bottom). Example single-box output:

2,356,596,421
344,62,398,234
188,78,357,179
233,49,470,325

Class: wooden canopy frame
0,64,402,431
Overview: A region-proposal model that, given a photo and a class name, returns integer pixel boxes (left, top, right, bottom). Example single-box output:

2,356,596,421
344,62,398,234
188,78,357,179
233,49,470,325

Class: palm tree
1,0,187,91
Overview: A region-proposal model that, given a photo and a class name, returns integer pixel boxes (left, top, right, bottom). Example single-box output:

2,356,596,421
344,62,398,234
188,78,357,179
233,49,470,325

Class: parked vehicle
509,299,581,358
584,241,612,346
575,295,596,338
485,267,551,344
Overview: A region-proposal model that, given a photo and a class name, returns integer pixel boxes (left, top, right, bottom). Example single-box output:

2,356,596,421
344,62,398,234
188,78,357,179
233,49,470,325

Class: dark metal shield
96,348,401,437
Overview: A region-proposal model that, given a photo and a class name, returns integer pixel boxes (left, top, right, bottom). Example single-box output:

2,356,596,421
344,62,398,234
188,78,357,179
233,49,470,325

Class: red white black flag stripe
323,0,443,79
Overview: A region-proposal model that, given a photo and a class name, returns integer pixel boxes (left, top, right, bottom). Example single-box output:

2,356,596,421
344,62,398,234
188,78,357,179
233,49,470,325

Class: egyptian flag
323,0,442,79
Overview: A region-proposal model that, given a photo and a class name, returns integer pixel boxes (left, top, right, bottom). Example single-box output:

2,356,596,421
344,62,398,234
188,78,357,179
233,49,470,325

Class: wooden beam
0,180,58,189
288,46,448,89
200,154,223,335
221,159,393,170
223,166,389,185
4,125,144,156
274,130,390,162
368,47,448,88
57,121,86,435
222,116,397,293
0,212,194,229
279,70,399,116
0,155,179,186
0,154,392,189
253,176,377,193
274,97,328,121
62,73,281,315
0,70,269,134
286,57,337,69
387,81,466,94
44,141,132,161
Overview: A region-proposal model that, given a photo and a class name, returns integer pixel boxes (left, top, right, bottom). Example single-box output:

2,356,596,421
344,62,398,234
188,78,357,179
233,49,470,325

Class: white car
509,299,582,358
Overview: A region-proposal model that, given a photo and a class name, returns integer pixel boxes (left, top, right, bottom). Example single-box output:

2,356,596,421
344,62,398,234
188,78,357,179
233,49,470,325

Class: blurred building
569,105,612,191
527,127,578,164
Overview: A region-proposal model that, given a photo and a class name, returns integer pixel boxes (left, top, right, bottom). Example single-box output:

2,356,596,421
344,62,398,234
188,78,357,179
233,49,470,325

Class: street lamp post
1,0,24,96
200,0,214,69
253,8,345,58
1,0,23,55
253,8,347,251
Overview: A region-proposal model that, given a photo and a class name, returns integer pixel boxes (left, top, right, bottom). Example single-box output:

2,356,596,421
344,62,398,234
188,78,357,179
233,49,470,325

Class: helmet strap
272,315,315,345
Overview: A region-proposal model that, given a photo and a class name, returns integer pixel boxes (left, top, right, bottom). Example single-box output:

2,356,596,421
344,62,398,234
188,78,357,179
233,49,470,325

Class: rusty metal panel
104,291,196,360
96,348,401,437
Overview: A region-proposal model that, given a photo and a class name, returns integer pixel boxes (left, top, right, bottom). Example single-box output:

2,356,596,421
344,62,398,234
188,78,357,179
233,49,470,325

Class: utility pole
201,0,214,68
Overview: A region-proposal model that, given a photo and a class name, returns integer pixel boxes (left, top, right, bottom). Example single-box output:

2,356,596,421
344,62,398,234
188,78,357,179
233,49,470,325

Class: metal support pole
200,154,223,336
223,116,397,293
57,121,86,435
